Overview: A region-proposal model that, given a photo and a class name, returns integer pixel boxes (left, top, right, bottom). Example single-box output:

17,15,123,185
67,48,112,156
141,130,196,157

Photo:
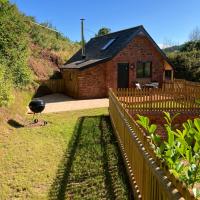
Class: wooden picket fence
115,86,200,115
163,79,200,99
109,88,196,200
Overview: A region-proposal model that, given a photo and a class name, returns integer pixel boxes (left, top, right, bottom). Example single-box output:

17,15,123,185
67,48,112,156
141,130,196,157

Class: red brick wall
62,63,107,99
78,63,107,98
112,35,164,88
101,35,165,94
63,35,166,99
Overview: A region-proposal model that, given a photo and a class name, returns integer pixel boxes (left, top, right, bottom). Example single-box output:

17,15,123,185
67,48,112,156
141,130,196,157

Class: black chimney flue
80,18,86,59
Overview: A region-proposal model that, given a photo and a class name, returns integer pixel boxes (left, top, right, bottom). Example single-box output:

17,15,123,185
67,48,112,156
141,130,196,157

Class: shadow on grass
7,119,24,128
48,115,133,200
48,117,84,200
100,116,134,200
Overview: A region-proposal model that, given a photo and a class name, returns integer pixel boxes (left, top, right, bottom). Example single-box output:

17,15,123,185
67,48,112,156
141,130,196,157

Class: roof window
101,38,115,50
75,59,88,65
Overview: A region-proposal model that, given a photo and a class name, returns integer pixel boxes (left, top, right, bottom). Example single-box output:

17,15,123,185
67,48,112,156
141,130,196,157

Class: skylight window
101,38,115,50
76,59,88,65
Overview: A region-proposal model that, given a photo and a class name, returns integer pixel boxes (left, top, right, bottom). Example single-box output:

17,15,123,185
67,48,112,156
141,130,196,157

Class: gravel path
28,93,109,113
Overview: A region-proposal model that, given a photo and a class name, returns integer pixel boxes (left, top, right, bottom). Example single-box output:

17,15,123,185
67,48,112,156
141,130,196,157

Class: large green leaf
149,124,157,134
166,126,175,146
194,141,200,153
186,149,192,162
194,118,200,133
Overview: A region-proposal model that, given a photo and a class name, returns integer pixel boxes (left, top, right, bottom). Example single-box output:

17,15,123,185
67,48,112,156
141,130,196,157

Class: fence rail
163,79,200,99
114,86,200,115
109,88,196,200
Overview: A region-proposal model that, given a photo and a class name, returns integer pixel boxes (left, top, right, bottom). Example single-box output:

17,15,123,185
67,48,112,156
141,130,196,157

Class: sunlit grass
0,108,131,199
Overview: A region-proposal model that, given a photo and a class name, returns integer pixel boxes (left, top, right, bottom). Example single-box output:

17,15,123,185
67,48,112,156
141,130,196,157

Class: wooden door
117,63,129,88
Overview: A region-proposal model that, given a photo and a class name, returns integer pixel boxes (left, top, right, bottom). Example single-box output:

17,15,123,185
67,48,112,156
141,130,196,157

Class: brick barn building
60,25,173,99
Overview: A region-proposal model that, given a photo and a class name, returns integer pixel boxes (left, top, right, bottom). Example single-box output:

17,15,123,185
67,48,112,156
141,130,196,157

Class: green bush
137,113,200,197
166,40,200,82
168,51,200,82
0,64,13,106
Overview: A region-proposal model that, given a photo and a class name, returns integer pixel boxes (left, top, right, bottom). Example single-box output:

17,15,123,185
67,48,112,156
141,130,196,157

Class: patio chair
135,82,142,90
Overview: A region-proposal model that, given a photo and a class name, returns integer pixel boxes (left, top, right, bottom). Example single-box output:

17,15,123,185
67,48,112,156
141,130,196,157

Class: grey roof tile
61,25,172,69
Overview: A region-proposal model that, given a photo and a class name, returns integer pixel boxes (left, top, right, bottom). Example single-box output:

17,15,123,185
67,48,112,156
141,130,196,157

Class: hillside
0,1,80,107
163,45,183,53
26,18,80,80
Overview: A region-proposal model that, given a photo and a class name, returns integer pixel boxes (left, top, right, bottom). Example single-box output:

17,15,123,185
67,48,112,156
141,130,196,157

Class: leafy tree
167,39,200,82
180,40,200,52
95,27,111,37
168,51,200,82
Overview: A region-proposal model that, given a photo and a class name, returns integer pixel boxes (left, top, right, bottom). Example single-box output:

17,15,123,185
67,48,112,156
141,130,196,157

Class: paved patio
28,93,109,113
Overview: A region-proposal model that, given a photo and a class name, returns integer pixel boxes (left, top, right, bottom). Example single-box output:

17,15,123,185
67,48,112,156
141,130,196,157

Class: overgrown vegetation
0,1,80,106
27,20,80,54
0,2,32,105
137,112,200,197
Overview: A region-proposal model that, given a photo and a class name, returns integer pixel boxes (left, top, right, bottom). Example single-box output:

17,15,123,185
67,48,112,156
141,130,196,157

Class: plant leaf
194,118,200,132
149,124,157,134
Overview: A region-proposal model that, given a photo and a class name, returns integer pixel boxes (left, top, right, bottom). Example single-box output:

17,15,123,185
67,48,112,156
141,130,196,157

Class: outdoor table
144,82,159,89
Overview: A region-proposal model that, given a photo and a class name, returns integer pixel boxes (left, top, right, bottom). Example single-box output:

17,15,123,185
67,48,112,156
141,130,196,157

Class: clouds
158,43,172,49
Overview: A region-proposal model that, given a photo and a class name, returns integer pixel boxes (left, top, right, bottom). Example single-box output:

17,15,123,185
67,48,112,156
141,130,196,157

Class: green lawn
0,108,131,199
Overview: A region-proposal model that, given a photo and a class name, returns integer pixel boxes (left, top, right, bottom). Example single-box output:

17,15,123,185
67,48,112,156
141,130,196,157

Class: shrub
0,64,13,106
137,113,200,197
168,51,200,82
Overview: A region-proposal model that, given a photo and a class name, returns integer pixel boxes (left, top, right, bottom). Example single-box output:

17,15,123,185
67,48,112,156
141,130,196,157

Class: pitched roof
61,25,171,70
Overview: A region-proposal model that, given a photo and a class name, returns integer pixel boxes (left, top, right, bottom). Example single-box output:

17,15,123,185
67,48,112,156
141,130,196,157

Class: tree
180,40,200,52
189,27,200,41
168,51,200,82
95,27,111,37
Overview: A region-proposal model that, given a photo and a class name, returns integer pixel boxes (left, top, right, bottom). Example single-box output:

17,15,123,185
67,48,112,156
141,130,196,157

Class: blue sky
10,0,200,47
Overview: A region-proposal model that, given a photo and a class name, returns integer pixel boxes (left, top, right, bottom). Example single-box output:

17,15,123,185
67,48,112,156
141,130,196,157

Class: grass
0,107,132,199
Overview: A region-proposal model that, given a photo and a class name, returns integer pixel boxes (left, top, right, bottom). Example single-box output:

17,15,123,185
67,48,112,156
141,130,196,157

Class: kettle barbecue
29,99,46,124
